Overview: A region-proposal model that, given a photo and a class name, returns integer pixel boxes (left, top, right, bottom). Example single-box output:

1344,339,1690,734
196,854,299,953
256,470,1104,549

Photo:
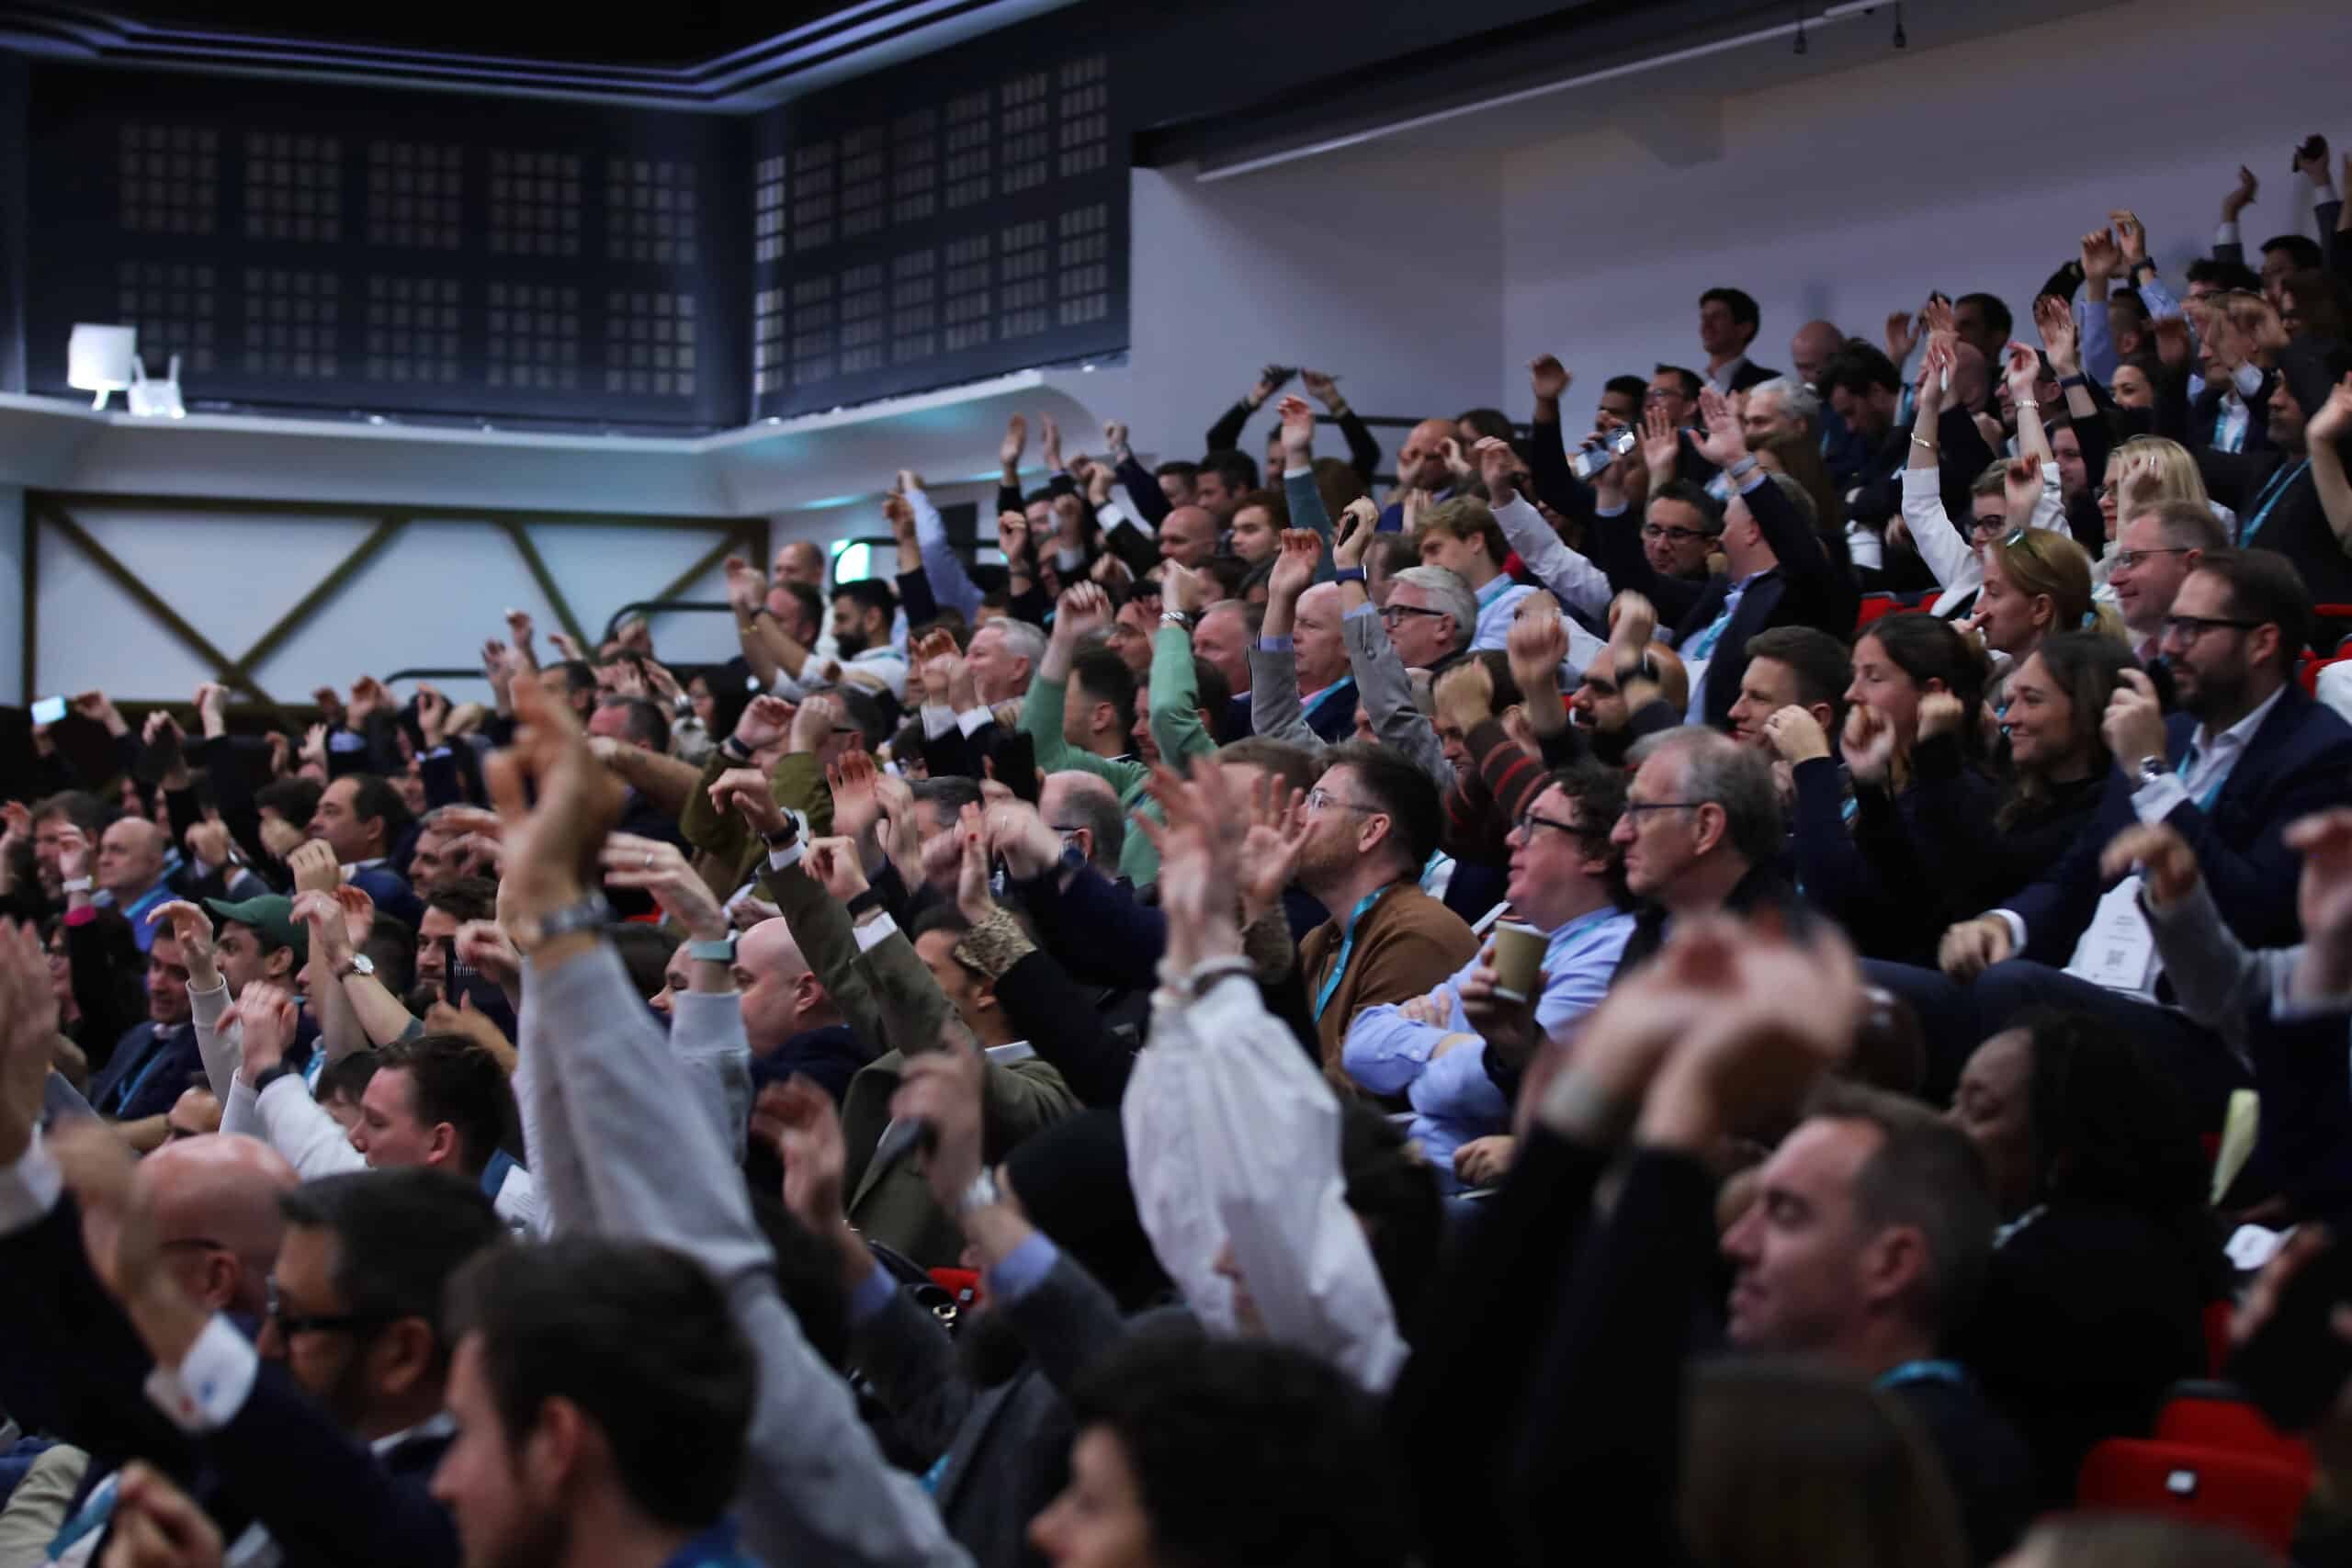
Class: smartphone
29,695,66,725
2226,1231,2352,1429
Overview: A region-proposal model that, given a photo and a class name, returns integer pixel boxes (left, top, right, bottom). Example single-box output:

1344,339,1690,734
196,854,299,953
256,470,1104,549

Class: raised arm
2304,375,2352,555
1250,529,1328,749
1479,435,1612,619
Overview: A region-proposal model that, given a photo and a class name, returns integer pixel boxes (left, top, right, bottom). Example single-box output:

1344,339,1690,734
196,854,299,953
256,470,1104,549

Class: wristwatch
1332,567,1367,584
513,893,614,953
252,1061,302,1096
334,953,377,981
955,1168,1001,1217
686,932,739,964
61,876,93,894
2136,756,2173,787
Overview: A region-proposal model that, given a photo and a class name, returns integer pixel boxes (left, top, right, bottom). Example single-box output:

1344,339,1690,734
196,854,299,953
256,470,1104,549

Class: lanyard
2238,459,2309,546
1313,886,1396,1021
108,1029,178,1115
1878,1359,1970,1390
1300,675,1354,722
480,1148,517,1201
2178,742,2230,814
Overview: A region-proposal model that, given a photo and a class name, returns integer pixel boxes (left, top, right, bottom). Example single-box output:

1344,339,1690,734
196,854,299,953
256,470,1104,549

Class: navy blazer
1592,469,1859,726
2008,684,2352,965
88,1021,203,1122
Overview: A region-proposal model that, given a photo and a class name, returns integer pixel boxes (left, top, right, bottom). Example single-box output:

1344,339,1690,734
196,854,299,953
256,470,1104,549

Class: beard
835,624,871,660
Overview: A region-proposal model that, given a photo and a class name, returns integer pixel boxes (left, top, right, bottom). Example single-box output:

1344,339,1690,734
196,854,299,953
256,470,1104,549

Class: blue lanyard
1313,886,1396,1021
1301,676,1354,722
108,1029,179,1115
2178,742,2230,814
2238,459,2309,546
480,1148,517,1201
1878,1359,1969,1390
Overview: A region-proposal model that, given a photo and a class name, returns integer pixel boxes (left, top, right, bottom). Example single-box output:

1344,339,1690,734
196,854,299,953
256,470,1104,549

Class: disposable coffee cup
1489,921,1546,1004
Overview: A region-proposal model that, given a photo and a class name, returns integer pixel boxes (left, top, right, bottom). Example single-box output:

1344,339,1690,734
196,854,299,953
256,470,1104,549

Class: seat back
2155,1388,2314,1473
2075,1439,2309,1551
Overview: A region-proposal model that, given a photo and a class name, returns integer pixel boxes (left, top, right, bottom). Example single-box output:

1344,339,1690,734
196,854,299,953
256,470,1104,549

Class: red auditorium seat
2075,1439,2308,1551
1853,594,1905,631
2155,1387,2313,1474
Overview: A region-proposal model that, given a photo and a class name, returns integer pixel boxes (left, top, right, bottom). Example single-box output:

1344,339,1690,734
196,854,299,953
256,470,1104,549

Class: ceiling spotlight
68,323,137,411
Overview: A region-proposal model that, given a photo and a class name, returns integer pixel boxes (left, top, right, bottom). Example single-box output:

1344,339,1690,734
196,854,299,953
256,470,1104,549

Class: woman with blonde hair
1904,334,2066,618
1972,527,2124,715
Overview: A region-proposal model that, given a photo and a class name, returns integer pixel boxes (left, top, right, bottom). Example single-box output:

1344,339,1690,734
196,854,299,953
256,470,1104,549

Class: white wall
1498,0,2352,427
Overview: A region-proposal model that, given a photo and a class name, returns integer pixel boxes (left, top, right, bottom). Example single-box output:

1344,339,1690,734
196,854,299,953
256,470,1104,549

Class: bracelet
1332,567,1367,584
252,1062,301,1096
1723,454,1759,483
1909,435,1938,452
845,886,885,918
719,736,752,764
1183,955,1257,1000
514,893,613,953
760,821,800,849
1159,610,1193,629
62,876,94,894
2013,397,2041,411
2059,374,2090,389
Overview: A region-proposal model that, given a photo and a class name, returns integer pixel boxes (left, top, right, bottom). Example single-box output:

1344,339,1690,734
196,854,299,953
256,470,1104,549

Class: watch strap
1331,567,1367,584
252,1061,301,1096
844,886,885,918
61,876,94,894
686,933,739,963
520,894,613,953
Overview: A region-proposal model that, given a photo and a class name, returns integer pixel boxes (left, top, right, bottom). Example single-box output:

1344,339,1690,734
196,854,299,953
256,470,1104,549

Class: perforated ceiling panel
26,67,746,428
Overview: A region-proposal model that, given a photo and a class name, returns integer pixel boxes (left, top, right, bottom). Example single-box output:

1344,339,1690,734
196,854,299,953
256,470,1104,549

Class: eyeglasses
2111,547,2190,571
2158,614,2265,645
1621,800,1703,821
1641,524,1711,544
1967,515,2007,539
1643,389,1685,404
1513,809,1588,841
266,1278,391,1339
1378,604,1448,626
1305,787,1385,817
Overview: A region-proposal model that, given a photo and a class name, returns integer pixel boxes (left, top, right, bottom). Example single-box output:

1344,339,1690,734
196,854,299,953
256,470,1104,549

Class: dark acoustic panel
24,64,749,428
749,17,1128,418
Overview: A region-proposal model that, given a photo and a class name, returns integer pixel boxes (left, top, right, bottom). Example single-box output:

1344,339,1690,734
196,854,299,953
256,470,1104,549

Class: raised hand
74,691,129,736
2002,456,2043,522
1916,337,1955,412
1506,594,1571,697
1001,413,1028,470
2080,228,2120,284
1440,436,1473,484
1236,772,1309,930
2108,209,2148,268
1300,367,1343,409
232,980,300,1082
828,750,887,844
1161,559,1209,616
1277,394,1316,463
951,802,997,925
332,882,377,953
708,766,788,839
2307,373,2352,446
1760,705,1831,765
482,664,628,935
2294,135,2331,184
1053,582,1113,645
996,511,1032,568
1135,758,1248,973
1474,434,1519,504
1433,658,1496,738
1528,354,1571,402
2099,821,2202,909
147,901,219,987
453,920,522,998
804,836,871,907
345,675,389,726
415,683,451,749
0,921,61,1163
192,682,229,739
2001,340,2041,399
1638,402,1679,478
1841,704,1901,786
1333,497,1379,571
288,838,341,897
2099,668,2167,777
1920,294,1957,341
2286,808,2352,1002
289,890,352,974
1249,363,1295,406
2223,164,2260,221
1039,413,1065,473
1915,691,1966,743
1884,310,1920,364
732,694,794,755
752,1077,854,1241
1609,590,1659,655
601,834,728,941
889,1038,988,1210
53,824,92,883
1266,528,1324,606
2032,294,2080,378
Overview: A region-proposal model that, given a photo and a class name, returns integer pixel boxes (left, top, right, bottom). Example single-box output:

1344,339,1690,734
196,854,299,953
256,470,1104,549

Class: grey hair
978,615,1047,670
1747,376,1822,434
1388,566,1477,653
1623,726,1782,865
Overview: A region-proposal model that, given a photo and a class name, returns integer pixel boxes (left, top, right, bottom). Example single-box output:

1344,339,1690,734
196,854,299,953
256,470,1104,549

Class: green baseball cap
204,895,310,962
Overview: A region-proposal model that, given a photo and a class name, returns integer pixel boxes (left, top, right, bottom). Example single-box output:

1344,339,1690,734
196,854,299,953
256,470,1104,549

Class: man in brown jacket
1295,741,1481,1073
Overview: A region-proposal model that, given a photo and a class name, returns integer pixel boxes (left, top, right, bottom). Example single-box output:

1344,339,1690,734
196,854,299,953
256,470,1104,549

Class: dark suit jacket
1591,469,1860,726
88,1021,202,1122
2007,684,2352,965
1301,675,1360,743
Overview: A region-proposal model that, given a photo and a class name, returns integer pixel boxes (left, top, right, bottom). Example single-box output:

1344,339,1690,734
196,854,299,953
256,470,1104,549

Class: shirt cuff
854,913,899,953
0,1127,63,1236
144,1313,259,1434
767,840,807,873
1594,502,1627,520
1284,463,1312,479
956,707,993,738
2132,773,2191,825
327,732,365,753
985,1231,1062,1307
845,1261,899,1327
921,704,957,740
64,905,96,927
1258,635,1295,654
2216,220,2241,247
1992,909,2028,955
1345,602,1377,621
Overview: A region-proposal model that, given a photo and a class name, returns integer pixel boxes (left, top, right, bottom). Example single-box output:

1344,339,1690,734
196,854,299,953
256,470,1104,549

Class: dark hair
1820,341,1902,398
315,1048,380,1107
2107,285,2149,323
806,682,889,750
1743,626,1852,721
31,789,109,834
347,774,414,852
1701,285,1762,334
1856,614,1990,764
1756,430,1846,541
1648,479,1726,536
1190,659,1232,746
910,773,984,824
1228,488,1286,526
243,771,311,829
1602,373,1648,407
2261,233,2324,272
277,1168,504,1371
1548,760,1633,908
424,874,499,927
1321,741,1444,874
1068,1336,1408,1568
548,660,600,699
364,916,418,998
608,923,674,1002
2193,547,2311,675
2283,268,2352,341
1198,449,1260,494
2186,257,2263,294
1154,459,1200,488
1068,647,1138,740
1454,407,1515,446
775,579,823,636
597,695,671,754
2014,1010,2211,1217
831,578,897,624
1200,556,1251,602
1999,633,2135,829
1954,291,2013,343
1652,364,1702,402
372,1032,517,1177
1213,736,1320,800
1364,532,1419,581
446,1238,754,1530
1805,1080,1996,1341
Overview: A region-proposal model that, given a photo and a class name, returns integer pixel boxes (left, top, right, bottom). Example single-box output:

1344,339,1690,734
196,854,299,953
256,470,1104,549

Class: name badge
2072,875,2158,996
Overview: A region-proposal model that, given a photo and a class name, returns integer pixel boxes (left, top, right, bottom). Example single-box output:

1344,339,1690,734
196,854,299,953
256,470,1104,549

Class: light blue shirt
1341,907,1634,1190
1471,575,1537,652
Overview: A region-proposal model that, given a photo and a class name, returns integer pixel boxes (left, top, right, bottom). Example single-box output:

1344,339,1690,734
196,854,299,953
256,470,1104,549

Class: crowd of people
7,138,2352,1568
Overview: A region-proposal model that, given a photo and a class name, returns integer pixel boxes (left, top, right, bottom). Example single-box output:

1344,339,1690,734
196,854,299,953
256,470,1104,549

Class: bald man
1158,504,1218,568
142,1131,300,1314
733,918,865,1103
773,540,840,662
96,817,179,951
1040,770,1125,875
1380,417,1463,531
1790,320,1844,389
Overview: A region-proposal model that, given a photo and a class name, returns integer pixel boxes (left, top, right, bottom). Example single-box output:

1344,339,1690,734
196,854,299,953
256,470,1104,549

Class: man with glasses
1887,550,2352,1115
1294,743,1480,1067
2109,499,2228,664
1341,764,1634,1188
1637,483,1725,583
1610,728,1801,978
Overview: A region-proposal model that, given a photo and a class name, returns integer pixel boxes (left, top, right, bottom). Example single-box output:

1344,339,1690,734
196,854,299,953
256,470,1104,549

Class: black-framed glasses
1305,787,1385,816
2112,547,2190,570
266,1279,391,1339
1967,514,2008,539
1513,809,1589,842
2159,614,2264,644
1641,524,1711,543
1378,604,1447,626
1622,800,1704,820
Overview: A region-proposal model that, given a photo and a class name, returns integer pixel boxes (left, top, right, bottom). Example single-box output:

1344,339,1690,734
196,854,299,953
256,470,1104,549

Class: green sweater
1018,672,1159,886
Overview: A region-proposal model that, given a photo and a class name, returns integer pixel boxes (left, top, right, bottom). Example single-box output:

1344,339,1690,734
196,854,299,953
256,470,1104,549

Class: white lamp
127,355,186,420
68,323,138,411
